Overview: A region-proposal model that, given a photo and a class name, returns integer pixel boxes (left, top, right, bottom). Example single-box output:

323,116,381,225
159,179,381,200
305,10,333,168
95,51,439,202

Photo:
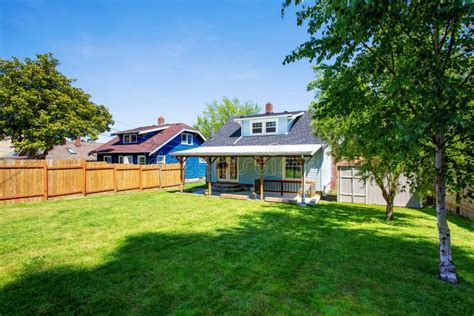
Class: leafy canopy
0,53,113,157
283,0,473,194
194,97,260,139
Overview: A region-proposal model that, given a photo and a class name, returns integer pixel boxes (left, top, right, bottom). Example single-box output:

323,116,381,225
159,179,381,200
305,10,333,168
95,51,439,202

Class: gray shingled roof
202,111,326,147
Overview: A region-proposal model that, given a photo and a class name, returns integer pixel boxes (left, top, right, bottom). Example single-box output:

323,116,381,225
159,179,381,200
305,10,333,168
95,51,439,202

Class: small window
284,157,302,179
123,134,137,144
137,155,146,164
103,155,112,163
265,121,277,133
119,155,134,164
156,155,166,164
252,122,262,134
181,133,193,145
66,147,76,154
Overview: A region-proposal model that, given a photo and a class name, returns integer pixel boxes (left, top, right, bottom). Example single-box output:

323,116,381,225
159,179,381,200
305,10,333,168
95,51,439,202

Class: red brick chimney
265,102,273,114
74,137,81,147
158,116,165,125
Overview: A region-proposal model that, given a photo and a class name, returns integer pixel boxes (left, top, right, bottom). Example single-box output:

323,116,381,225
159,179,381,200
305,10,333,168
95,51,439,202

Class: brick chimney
158,116,165,125
74,137,81,147
265,102,273,114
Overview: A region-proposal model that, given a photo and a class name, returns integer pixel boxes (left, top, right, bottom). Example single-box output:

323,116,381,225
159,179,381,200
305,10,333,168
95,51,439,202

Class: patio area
186,185,320,205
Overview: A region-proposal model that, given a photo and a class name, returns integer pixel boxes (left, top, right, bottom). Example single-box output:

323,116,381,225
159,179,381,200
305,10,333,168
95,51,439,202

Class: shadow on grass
1,203,473,314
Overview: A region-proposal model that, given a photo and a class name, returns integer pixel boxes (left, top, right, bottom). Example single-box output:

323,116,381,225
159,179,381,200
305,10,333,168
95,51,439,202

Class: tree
308,63,418,220
0,53,113,158
194,97,260,139
283,1,473,283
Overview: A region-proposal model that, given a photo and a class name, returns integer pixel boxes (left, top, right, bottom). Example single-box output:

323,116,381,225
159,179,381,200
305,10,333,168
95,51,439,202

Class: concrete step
212,182,243,193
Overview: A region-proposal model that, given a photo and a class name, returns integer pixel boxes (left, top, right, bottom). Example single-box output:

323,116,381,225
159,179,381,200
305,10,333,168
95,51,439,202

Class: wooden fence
446,188,473,220
0,159,182,205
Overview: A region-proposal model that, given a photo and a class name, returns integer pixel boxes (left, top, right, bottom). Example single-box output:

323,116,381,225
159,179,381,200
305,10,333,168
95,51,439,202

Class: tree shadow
1,205,473,314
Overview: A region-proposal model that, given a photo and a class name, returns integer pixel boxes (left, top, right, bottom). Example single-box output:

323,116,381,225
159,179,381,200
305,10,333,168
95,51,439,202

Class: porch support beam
254,156,271,201
201,156,217,196
177,156,187,192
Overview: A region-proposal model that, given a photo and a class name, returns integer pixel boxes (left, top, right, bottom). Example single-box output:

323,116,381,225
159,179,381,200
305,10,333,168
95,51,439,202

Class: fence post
113,164,117,194
139,165,143,191
43,160,48,200
159,165,163,189
82,160,87,196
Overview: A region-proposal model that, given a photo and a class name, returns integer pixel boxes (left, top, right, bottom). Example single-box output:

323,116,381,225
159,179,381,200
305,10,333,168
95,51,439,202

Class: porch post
300,156,306,205
254,156,269,201
178,156,186,192
203,156,215,196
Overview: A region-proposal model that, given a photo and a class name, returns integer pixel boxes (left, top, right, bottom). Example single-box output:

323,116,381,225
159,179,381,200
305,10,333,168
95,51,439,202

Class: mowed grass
0,188,473,315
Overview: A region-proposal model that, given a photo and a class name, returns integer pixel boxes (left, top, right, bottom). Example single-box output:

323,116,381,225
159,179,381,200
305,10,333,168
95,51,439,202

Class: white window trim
137,155,146,164
118,155,134,164
282,157,304,180
123,133,138,144
249,119,279,136
156,155,166,164
103,155,112,163
181,133,193,145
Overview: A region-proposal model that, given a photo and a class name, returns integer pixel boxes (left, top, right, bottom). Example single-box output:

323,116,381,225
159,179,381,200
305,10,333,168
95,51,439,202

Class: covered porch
172,145,323,204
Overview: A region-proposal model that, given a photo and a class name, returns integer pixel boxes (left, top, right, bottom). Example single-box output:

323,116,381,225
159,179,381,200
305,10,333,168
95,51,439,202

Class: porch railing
254,179,316,197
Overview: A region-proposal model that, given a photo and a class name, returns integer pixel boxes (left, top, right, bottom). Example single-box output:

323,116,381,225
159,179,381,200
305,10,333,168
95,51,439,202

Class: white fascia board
171,144,322,157
138,126,169,134
148,129,207,156
233,112,304,123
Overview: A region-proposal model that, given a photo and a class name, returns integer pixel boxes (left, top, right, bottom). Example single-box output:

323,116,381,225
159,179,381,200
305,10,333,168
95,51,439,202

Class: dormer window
251,120,277,135
266,121,276,133
123,134,137,144
252,122,263,134
181,133,193,145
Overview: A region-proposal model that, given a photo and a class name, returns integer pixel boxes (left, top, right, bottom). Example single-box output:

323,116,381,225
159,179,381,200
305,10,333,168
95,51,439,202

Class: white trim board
172,144,322,157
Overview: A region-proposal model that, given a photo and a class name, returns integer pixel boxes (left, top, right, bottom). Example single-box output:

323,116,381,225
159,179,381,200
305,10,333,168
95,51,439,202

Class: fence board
0,159,182,205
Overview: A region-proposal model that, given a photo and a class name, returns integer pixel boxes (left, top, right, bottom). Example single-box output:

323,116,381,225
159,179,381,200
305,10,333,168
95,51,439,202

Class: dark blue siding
97,131,206,179
151,132,206,179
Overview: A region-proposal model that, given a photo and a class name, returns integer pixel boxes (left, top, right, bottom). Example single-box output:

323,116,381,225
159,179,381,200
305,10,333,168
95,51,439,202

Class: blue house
92,116,207,180
172,103,333,202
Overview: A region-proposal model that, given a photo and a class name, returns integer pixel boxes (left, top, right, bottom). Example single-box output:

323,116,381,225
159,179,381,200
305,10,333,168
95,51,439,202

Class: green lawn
0,188,473,315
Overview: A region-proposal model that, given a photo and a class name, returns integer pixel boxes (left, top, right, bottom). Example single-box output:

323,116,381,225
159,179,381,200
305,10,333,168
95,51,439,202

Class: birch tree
283,1,473,283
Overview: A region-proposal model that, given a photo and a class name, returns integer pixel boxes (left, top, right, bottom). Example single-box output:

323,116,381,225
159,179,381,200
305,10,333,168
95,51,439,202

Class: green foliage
283,0,473,195
0,191,473,314
0,53,113,157
194,97,260,139
308,62,419,218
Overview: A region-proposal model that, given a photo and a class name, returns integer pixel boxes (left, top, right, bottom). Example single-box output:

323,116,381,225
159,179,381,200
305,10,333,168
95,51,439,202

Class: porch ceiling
171,144,322,157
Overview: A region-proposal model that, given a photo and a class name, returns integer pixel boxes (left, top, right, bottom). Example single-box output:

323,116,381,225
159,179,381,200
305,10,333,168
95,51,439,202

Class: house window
156,155,166,164
137,155,146,164
284,157,302,179
123,134,137,144
118,155,134,164
103,155,112,163
181,133,193,145
252,122,263,134
265,121,277,133
66,147,77,154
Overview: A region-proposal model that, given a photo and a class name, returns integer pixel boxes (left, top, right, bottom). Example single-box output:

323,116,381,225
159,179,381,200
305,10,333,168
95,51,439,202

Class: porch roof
171,144,322,157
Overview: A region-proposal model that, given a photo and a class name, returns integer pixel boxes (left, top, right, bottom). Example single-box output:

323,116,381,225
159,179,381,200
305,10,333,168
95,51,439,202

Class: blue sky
0,0,315,141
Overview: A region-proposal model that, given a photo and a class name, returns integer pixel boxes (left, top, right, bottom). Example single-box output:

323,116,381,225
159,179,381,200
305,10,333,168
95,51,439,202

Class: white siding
337,166,421,208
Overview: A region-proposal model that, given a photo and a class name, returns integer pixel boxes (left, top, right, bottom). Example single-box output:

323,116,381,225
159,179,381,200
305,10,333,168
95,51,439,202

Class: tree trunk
435,136,458,283
385,197,394,221
455,190,461,215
